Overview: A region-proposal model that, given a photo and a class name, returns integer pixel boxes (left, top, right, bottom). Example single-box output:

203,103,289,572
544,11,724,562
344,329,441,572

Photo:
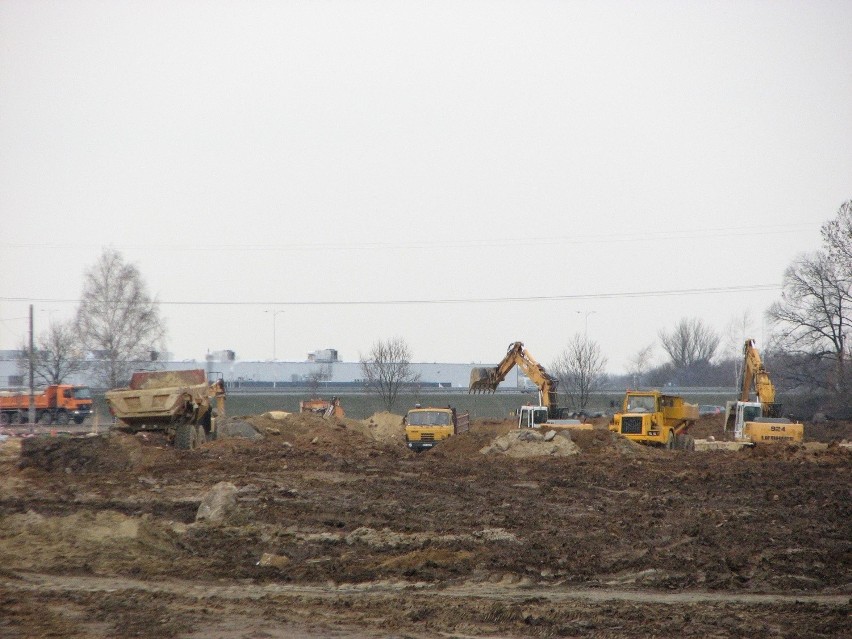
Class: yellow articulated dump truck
609,390,698,450
404,405,470,452
105,369,226,450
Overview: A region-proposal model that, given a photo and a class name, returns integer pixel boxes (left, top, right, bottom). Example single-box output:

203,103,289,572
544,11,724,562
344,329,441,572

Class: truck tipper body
609,390,698,450
105,369,225,449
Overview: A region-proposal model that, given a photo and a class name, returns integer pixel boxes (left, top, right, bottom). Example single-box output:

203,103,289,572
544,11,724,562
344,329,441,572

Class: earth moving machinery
105,369,225,450
516,404,593,431
470,341,561,416
299,397,344,419
723,339,804,444
0,384,93,426
609,390,698,450
404,405,470,452
471,341,592,430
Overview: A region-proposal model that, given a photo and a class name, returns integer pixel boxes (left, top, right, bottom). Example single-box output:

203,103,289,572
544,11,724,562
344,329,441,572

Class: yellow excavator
470,341,591,430
723,339,804,444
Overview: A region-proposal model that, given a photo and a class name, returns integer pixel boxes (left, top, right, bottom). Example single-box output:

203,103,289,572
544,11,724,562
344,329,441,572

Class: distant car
699,405,723,416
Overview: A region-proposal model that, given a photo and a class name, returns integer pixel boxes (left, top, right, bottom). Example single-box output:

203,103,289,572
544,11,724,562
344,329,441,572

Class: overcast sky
1,1,850,374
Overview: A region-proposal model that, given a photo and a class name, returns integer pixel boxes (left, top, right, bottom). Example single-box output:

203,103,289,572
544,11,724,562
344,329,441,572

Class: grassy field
92,389,736,422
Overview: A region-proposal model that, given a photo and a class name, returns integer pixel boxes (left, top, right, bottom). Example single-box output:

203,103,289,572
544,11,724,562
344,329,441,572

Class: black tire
175,423,194,450
38,411,53,425
0,412,9,426
54,410,70,426
673,433,695,451
73,416,85,425
10,411,23,425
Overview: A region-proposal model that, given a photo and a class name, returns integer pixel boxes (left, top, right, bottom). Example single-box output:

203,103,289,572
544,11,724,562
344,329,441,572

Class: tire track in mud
4,572,849,606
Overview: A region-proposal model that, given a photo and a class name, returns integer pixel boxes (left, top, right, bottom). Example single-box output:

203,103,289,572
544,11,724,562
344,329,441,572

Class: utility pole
28,304,35,426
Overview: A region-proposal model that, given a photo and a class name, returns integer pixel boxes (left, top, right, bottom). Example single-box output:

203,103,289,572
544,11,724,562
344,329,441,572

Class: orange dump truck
0,385,93,426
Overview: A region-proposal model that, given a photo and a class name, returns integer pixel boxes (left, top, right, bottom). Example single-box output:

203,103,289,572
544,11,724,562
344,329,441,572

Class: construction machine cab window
531,407,549,425
407,410,452,426
627,395,656,412
741,404,761,423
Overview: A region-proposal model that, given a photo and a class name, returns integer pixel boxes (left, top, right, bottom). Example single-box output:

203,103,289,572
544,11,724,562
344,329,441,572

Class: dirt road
1,412,850,638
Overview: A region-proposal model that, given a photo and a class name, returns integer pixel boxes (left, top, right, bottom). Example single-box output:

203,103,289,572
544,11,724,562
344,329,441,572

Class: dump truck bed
106,370,213,428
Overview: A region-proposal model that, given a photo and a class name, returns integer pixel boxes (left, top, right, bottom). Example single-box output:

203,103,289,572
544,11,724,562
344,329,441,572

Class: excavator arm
469,342,559,412
741,339,779,416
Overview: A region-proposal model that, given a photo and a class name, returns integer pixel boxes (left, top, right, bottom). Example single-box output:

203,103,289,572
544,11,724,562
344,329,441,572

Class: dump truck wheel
37,411,53,425
0,413,9,426
10,411,24,424
175,423,194,450
673,434,695,451
54,410,70,426
73,416,85,425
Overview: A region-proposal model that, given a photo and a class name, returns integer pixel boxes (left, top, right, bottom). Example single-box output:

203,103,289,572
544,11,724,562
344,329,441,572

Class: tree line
18,200,851,417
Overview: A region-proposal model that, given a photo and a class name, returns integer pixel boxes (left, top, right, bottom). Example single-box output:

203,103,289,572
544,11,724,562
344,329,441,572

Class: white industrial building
0,349,532,391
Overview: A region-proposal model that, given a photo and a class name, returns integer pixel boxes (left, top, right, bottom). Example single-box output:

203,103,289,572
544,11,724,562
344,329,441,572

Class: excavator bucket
469,367,499,393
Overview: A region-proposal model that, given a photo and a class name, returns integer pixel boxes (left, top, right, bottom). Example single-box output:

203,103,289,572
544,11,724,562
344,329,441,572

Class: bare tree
306,363,332,396
17,320,87,386
766,250,851,395
821,200,852,276
659,318,720,368
723,310,754,388
75,249,166,389
626,343,654,389
359,337,420,411
550,333,608,411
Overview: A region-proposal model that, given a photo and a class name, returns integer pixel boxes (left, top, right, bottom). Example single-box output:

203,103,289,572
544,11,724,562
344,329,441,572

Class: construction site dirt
1,412,850,638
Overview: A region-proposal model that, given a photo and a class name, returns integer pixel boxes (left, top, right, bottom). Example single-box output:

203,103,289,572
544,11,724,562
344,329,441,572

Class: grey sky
1,1,850,373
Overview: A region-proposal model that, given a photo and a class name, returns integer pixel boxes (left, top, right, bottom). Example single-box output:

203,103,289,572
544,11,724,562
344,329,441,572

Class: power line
0,284,781,307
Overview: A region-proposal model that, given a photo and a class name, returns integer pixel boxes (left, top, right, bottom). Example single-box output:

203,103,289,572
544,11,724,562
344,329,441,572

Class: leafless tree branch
359,337,420,411
75,248,166,388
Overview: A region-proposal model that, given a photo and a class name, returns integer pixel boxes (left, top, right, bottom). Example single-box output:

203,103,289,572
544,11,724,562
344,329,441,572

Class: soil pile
429,419,515,458
362,411,405,443
568,428,660,457
19,433,145,473
0,510,184,576
216,418,264,440
480,429,580,457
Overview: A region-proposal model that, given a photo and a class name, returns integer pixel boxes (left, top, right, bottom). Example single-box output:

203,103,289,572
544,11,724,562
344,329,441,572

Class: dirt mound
428,419,516,458
362,411,405,443
568,428,660,457
216,418,264,440
480,429,581,457
0,510,183,575
18,433,145,473
240,412,404,453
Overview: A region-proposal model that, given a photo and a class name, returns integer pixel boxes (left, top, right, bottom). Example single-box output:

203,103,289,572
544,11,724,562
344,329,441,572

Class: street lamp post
265,310,285,360
577,310,597,335
265,310,286,390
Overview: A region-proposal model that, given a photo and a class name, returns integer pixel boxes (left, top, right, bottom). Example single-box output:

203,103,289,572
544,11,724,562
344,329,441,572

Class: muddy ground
1,413,850,638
